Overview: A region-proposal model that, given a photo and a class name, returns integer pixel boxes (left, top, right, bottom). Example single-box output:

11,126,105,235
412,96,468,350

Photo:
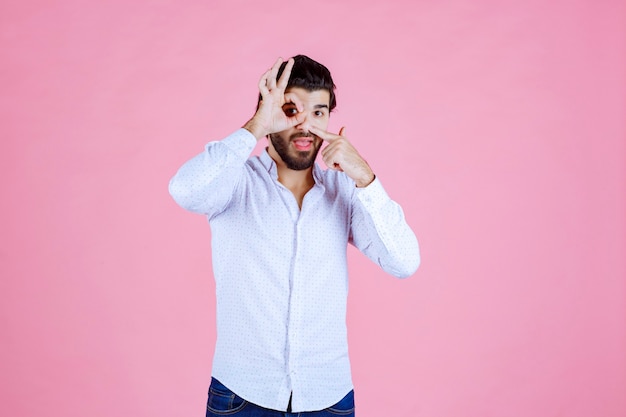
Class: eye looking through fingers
282,105,298,116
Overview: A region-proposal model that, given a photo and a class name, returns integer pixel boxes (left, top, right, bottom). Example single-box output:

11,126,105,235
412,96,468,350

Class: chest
211,178,352,254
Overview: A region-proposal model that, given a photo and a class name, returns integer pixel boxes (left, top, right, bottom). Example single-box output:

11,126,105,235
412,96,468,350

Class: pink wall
1,1,624,416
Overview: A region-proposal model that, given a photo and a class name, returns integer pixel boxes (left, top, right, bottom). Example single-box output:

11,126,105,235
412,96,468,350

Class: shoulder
243,154,269,176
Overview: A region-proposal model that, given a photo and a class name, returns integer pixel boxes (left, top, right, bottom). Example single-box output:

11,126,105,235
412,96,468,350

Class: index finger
309,126,343,142
284,91,304,113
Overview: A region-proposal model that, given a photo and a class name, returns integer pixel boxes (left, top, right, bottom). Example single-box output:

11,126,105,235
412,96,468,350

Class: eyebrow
283,103,329,109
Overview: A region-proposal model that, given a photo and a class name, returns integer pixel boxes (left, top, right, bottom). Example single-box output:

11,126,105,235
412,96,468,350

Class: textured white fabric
169,128,420,412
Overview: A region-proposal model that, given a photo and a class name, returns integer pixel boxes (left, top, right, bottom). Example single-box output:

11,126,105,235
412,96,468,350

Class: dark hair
257,54,337,111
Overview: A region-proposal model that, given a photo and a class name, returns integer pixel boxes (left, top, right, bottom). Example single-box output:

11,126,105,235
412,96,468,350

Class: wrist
355,172,376,188
242,119,268,140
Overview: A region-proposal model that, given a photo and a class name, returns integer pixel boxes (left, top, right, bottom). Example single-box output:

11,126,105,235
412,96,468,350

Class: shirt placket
284,184,324,407
286,214,304,393
272,182,303,400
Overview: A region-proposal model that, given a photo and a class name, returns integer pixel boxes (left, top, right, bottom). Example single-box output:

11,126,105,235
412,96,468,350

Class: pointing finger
309,126,340,142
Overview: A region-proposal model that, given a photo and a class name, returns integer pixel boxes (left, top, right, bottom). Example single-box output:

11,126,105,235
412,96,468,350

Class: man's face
269,87,331,171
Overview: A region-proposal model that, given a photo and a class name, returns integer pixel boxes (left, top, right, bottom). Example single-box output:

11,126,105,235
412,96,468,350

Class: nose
297,113,312,133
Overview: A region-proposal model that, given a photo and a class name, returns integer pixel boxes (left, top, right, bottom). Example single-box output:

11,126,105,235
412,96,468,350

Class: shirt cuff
355,176,391,211
218,128,257,160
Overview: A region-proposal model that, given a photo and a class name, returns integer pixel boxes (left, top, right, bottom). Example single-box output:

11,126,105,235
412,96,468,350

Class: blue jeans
206,378,355,417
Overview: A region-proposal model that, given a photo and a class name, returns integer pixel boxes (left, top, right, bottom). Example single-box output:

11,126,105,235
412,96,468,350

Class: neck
273,156,315,189
279,166,314,189
267,146,315,193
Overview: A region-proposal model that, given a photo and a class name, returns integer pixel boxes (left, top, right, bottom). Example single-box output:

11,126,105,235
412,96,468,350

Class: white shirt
169,129,420,412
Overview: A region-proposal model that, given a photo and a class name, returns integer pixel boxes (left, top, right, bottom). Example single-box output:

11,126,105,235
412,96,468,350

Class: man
169,55,420,416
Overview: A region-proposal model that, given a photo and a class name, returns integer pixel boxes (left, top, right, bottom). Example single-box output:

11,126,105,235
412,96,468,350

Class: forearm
352,178,420,278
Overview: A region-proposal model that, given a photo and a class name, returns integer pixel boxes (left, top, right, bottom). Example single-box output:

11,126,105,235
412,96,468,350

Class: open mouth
292,136,314,151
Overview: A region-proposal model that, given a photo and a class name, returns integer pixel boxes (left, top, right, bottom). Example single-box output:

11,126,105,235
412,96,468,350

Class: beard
269,132,323,171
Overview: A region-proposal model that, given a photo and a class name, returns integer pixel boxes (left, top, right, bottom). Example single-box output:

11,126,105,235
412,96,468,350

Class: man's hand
243,58,306,140
309,126,376,188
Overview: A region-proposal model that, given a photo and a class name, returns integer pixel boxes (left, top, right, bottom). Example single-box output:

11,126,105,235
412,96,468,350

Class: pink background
1,1,625,416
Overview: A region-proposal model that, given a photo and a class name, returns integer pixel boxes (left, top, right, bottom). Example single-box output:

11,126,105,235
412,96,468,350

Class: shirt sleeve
349,177,421,278
168,128,257,216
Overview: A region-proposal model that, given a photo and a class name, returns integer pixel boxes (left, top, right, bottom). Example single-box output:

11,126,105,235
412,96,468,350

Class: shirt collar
260,148,279,179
